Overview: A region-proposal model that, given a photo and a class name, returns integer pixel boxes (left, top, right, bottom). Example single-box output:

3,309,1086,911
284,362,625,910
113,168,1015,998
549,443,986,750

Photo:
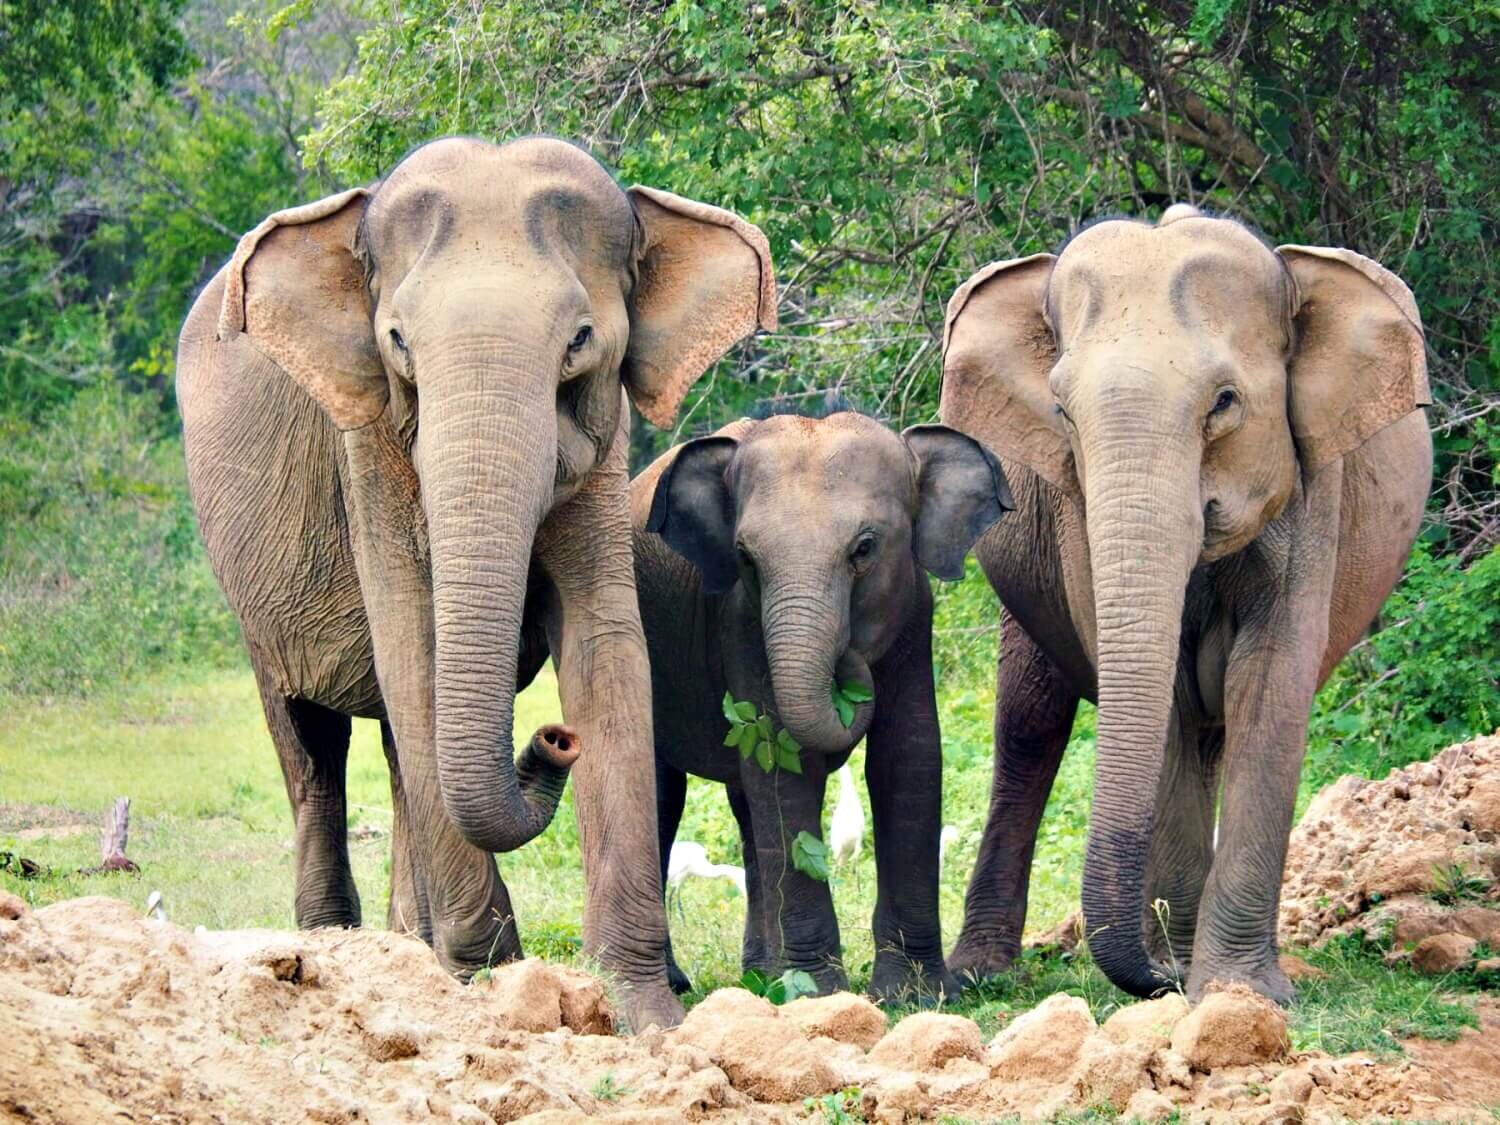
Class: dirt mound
3,892,1496,1123
1280,732,1500,973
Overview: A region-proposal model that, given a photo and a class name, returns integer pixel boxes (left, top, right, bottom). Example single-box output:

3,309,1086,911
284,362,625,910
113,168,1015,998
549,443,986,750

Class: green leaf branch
792,830,831,882
722,692,803,774
830,679,874,728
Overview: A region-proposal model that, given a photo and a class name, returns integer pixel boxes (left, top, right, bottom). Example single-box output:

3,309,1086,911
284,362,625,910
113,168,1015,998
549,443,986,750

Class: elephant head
218,137,774,853
941,206,1428,995
646,412,1011,754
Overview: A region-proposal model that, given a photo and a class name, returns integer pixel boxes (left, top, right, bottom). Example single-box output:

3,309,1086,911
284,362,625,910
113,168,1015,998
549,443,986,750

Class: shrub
0,383,240,696
1306,543,1500,789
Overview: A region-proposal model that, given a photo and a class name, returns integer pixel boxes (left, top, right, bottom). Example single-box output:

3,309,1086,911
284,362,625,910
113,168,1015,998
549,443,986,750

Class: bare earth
4,735,1499,1124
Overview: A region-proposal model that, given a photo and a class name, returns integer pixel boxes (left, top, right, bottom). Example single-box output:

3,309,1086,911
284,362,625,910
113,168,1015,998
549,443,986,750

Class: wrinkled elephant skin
939,206,1432,1002
176,136,776,1031
633,412,1012,1003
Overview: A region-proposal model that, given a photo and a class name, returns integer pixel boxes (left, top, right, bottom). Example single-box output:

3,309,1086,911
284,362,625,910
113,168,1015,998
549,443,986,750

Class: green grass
1287,937,1480,1056
0,565,1488,1059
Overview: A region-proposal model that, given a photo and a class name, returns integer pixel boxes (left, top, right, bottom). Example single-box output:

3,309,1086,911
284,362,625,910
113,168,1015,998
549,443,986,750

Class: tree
305,1,1496,555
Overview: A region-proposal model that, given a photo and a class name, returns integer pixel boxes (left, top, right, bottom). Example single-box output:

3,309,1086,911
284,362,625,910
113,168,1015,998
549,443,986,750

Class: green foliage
1430,862,1493,908
0,383,240,696
1306,544,1500,791
830,679,873,729
739,966,818,1005
792,830,831,882
722,692,803,774
588,1073,629,1103
803,1087,865,1124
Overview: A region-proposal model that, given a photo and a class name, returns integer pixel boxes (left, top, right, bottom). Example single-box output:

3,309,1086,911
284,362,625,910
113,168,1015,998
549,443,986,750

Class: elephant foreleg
951,616,1078,982
255,662,360,929
1188,465,1342,1003
737,753,846,994
727,783,774,975
534,437,682,1032
383,720,432,943
865,593,956,1005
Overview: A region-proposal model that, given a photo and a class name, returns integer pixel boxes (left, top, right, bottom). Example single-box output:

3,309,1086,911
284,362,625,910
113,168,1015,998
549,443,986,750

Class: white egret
829,764,865,867
666,841,746,900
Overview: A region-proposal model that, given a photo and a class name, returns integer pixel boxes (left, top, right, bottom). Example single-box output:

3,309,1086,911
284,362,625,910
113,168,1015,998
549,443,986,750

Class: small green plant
803,1086,865,1123
722,693,802,774
1431,862,1492,906
792,830,831,882
470,966,492,985
829,680,874,728
740,967,818,1004
1288,933,1479,1056
590,1073,629,1103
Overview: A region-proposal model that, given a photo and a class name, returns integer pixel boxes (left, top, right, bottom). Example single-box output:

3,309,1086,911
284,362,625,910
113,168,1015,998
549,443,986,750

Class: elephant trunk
423,350,571,853
761,571,875,754
1077,402,1202,997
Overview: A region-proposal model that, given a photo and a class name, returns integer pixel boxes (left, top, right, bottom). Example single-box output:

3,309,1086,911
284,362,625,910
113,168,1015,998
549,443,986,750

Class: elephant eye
1209,388,1237,416
389,327,407,352
851,534,877,563
568,325,593,352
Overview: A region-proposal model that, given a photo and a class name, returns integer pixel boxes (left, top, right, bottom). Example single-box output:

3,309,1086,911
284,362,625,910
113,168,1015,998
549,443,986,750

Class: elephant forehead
367,140,634,267
737,419,913,507
1050,220,1285,342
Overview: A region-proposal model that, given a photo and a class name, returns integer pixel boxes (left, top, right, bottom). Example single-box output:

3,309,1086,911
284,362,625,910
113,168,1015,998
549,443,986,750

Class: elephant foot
294,900,361,931
615,981,686,1033
1186,951,1294,1007
946,930,1019,988
434,915,523,978
868,953,959,1008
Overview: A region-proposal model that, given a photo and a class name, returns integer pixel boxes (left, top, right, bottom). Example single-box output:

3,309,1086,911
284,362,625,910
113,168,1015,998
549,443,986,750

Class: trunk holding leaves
422,349,571,853
1076,414,1202,997
760,571,875,754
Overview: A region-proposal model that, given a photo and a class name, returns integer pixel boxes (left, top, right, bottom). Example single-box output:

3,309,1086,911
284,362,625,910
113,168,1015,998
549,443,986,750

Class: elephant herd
176,136,1431,1032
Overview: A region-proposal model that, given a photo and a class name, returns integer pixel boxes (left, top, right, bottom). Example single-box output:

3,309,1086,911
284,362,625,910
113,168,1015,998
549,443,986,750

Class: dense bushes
0,383,239,696
1305,544,1500,790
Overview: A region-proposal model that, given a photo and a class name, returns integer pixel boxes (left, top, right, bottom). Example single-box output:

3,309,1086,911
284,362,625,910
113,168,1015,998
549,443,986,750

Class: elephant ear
940,254,1077,495
218,187,387,430
902,424,1015,580
1277,245,1430,476
624,187,777,429
644,434,741,594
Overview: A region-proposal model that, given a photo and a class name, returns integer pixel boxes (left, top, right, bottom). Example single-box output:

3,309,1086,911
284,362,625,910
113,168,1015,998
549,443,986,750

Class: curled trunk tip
529,723,582,769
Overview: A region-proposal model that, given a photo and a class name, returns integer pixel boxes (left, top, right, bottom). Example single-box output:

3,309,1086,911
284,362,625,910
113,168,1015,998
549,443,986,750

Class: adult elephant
176,136,775,1031
939,206,1431,1002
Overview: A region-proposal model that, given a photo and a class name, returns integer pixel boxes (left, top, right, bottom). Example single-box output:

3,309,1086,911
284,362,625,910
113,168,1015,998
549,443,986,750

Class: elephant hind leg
1143,720,1221,974
654,759,692,994
950,616,1078,983
255,665,360,929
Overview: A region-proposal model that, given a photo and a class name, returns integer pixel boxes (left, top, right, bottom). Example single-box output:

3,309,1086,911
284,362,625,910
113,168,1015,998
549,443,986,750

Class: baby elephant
632,412,1013,1001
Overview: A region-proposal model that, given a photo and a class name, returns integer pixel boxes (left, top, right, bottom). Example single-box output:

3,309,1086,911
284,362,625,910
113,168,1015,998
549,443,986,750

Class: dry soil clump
1280,731,1500,974
3,891,1495,1123
3,735,1499,1122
